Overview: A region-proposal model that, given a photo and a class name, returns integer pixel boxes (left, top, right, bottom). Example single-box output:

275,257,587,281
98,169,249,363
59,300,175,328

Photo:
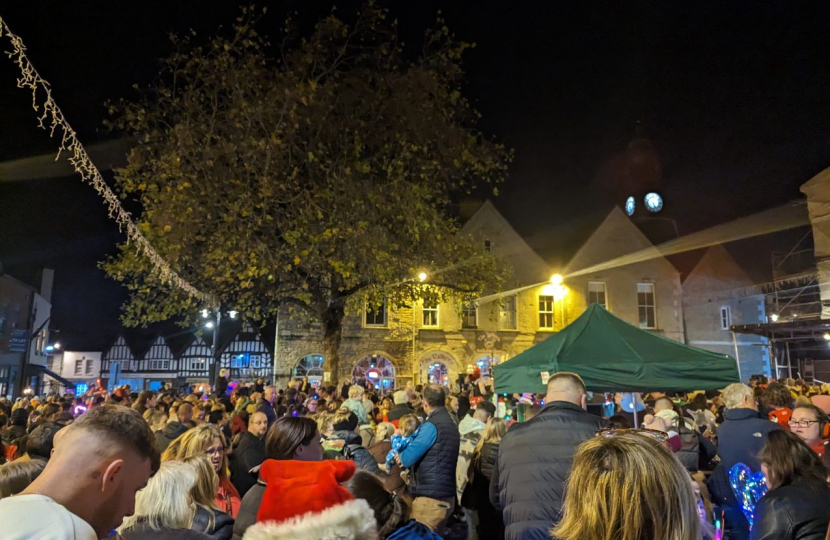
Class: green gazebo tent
493,304,740,394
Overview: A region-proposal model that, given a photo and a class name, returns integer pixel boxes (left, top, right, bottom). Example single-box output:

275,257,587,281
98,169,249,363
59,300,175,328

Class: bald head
545,372,587,408
654,398,675,413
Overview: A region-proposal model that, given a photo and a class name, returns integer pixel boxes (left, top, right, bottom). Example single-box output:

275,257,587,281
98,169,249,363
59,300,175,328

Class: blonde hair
118,461,197,533
316,412,334,435
162,424,229,482
551,432,700,540
399,414,420,437
348,385,365,399
474,418,507,456
722,383,753,410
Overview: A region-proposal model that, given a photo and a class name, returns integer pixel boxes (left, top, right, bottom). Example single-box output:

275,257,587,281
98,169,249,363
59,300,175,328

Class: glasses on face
205,446,224,456
597,427,669,444
788,419,819,429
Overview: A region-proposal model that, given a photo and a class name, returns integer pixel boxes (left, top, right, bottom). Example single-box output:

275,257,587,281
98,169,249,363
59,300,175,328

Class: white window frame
85,359,93,375
186,357,207,371
364,300,388,328
150,359,170,370
588,281,608,309
720,306,732,331
422,302,439,328
637,283,657,329
499,295,518,330
74,360,83,375
538,295,554,330
462,302,478,328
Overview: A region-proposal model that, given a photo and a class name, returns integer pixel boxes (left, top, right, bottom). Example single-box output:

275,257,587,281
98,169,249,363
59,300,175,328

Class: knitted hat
244,459,377,540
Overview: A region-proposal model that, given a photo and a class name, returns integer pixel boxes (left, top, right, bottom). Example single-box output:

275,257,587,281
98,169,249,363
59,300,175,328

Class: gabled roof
683,244,758,299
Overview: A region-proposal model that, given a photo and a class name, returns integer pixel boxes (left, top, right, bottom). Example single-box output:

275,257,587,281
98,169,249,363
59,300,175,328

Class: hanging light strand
0,16,214,304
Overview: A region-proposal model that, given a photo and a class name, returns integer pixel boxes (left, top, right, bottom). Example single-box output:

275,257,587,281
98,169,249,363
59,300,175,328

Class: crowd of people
0,370,829,540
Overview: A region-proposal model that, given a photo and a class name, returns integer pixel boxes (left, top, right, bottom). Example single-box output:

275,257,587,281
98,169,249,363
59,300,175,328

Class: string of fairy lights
0,15,215,305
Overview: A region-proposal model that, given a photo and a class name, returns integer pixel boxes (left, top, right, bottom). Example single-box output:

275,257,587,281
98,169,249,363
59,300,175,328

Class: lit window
75,360,83,375
422,302,439,328
720,306,732,331
539,295,554,329
364,300,388,327
462,302,478,328
588,282,607,309
484,239,493,253
499,295,518,330
637,283,656,329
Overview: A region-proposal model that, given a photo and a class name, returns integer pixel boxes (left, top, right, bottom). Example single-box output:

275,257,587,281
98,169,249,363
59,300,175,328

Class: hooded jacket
155,421,189,454
456,415,486,504
329,430,382,475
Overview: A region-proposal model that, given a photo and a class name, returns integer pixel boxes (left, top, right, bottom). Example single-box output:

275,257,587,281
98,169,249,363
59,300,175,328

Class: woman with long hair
118,461,212,539
753,430,830,539
467,418,507,540
232,416,324,538
551,431,700,540
162,424,241,518
182,456,234,540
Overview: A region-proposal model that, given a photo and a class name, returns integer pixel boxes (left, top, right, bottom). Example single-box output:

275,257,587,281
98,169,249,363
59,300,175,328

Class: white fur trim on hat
242,498,378,540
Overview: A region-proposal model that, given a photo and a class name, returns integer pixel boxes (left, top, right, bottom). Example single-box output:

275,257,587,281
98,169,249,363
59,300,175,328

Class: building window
499,295,518,330
588,282,607,309
637,283,656,329
422,302,439,328
462,302,478,328
85,359,93,375
34,330,46,355
364,301,388,327
720,306,732,330
484,239,493,253
539,295,554,329
75,360,83,375
184,358,206,371
150,359,170,370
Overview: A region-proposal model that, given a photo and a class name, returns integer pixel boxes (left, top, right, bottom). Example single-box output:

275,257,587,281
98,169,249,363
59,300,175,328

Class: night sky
1,1,829,349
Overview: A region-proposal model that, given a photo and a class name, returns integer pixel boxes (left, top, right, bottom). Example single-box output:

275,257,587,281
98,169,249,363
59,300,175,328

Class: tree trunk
322,304,346,385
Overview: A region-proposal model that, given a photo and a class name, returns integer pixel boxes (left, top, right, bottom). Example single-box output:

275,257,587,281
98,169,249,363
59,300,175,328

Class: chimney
40,268,54,303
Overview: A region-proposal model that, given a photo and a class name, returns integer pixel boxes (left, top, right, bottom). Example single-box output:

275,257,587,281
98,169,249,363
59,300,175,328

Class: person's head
399,414,421,438
687,393,708,412
176,403,194,424
248,411,269,438
137,391,157,410
446,395,459,413
41,402,61,422
473,401,496,423
316,412,335,437
788,404,830,447
207,409,226,425
163,424,227,477
722,383,756,411
422,384,446,413
347,470,408,538
653,397,675,414
392,390,408,406
348,385,365,400
143,409,168,432
265,416,322,461
26,421,62,461
263,386,277,404
608,415,631,429
10,408,27,427
759,430,828,490
474,418,507,456
305,397,319,414
118,461,197,535
181,455,220,513
332,409,359,433
763,383,793,410
35,405,160,538
552,431,700,540
0,459,46,498
545,372,587,409
380,397,393,410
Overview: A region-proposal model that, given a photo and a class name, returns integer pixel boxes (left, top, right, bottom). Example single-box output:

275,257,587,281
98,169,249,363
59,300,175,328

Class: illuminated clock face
625,196,636,216
644,192,663,213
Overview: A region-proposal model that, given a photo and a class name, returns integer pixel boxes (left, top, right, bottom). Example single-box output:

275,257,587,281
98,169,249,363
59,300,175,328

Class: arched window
427,362,449,385
353,355,396,391
294,355,325,380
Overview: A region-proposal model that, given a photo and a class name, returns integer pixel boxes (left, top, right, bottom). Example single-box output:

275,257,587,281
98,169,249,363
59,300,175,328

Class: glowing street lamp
205,321,215,329
53,342,61,350
769,313,779,323
228,310,238,319
201,309,210,319
550,274,563,286
418,272,428,282
823,333,830,341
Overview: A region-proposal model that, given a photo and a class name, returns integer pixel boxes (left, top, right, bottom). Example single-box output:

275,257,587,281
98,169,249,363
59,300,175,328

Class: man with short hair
257,386,278,428
230,411,268,496
17,421,62,462
396,384,461,533
0,405,159,540
707,383,781,540
155,402,192,453
490,372,606,540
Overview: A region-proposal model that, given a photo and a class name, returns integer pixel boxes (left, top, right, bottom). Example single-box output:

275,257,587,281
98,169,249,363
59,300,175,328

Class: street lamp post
202,307,237,388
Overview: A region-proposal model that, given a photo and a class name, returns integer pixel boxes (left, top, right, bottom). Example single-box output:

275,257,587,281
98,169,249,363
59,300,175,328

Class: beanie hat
392,391,408,405
333,411,359,432
243,459,377,540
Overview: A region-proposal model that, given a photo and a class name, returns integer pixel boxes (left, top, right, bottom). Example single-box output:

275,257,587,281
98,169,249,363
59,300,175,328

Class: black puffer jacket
329,430,382,475
490,401,607,540
191,506,234,540
750,477,830,540
229,432,266,497
155,421,188,454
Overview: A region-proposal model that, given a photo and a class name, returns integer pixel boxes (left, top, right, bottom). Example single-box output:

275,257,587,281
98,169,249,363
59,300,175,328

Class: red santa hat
243,459,377,540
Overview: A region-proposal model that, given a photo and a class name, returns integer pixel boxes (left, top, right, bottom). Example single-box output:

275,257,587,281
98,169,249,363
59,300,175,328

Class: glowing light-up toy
729,463,768,528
